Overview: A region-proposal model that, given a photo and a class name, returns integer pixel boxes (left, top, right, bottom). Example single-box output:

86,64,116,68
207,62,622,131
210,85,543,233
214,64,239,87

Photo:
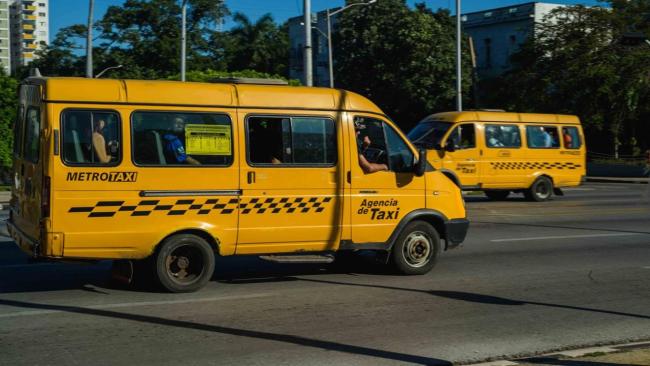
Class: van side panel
51,105,239,259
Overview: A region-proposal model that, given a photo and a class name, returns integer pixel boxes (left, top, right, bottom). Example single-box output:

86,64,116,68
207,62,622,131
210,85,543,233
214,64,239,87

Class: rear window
23,107,41,163
62,110,121,166
562,127,582,149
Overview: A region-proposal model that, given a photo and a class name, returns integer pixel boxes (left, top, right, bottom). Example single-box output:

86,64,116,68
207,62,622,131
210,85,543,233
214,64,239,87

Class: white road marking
465,361,519,366
0,293,272,319
491,233,643,242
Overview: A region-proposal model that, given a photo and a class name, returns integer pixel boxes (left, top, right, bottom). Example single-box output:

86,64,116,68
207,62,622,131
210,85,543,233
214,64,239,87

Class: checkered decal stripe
490,162,582,170
68,197,333,218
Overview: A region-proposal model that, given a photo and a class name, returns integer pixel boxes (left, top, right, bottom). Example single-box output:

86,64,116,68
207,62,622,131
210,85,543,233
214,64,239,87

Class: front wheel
390,221,441,275
525,176,553,202
154,234,215,293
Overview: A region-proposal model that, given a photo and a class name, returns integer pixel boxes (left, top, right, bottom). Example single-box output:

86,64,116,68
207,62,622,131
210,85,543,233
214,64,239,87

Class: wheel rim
165,244,204,286
535,181,551,199
402,231,433,268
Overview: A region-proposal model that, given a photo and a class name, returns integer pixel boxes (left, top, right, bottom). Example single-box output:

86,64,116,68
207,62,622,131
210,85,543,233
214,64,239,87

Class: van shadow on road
263,278,650,321
0,297,453,366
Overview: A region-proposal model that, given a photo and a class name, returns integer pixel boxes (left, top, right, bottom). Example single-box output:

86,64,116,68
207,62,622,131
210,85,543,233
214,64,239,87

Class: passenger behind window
355,120,388,174
249,118,285,164
163,116,200,165
486,127,505,147
91,119,116,164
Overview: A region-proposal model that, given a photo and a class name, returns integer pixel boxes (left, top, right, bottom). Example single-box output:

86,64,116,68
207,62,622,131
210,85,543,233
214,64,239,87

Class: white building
462,2,564,78
0,0,10,74
288,2,568,86
9,0,49,73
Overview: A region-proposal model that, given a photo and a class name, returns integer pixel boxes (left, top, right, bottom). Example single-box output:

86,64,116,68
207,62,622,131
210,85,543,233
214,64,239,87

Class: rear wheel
154,234,215,293
525,176,553,202
484,190,510,200
390,221,441,275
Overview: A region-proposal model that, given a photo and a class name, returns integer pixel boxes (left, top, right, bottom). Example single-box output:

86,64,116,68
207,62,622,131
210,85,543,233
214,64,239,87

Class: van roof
425,111,581,125
27,77,384,115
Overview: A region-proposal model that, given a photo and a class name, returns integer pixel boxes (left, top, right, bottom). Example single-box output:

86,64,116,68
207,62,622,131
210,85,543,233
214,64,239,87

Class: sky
51,0,604,40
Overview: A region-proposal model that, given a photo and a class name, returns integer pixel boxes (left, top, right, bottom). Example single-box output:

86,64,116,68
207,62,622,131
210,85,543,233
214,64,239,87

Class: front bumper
445,218,469,249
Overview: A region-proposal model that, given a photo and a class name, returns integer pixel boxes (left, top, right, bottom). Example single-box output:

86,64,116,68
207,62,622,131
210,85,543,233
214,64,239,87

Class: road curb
464,340,650,366
586,176,649,184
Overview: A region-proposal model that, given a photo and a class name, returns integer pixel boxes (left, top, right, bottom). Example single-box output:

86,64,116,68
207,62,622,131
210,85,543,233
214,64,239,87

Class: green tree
335,0,472,129
0,70,17,173
31,0,229,79
484,2,650,155
217,13,289,76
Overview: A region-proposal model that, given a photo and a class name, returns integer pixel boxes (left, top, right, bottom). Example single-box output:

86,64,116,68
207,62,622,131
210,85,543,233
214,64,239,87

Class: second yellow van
407,111,586,201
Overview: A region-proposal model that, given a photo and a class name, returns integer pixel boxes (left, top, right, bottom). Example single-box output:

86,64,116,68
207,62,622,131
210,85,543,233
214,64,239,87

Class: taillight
41,176,50,218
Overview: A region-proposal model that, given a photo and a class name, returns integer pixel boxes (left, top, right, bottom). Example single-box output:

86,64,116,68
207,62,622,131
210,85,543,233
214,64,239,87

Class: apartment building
0,0,10,74
10,0,48,73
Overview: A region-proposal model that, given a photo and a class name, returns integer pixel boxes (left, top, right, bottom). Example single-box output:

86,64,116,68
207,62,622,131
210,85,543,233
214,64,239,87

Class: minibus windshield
407,120,453,149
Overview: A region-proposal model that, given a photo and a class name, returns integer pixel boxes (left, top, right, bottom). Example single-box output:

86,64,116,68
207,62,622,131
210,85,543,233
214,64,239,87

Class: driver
355,121,388,174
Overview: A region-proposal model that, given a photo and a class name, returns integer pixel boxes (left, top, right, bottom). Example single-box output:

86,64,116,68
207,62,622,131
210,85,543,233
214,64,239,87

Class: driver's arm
358,153,388,174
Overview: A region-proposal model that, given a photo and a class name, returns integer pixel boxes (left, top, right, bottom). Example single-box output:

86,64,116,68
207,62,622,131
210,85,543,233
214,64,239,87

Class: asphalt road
0,183,649,365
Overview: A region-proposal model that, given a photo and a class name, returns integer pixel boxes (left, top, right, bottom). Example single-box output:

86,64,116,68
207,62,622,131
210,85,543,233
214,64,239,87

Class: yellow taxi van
407,111,586,201
8,77,469,292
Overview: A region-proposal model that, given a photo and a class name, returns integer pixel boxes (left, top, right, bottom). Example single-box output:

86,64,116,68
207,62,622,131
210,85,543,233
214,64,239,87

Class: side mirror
444,140,456,152
414,148,427,177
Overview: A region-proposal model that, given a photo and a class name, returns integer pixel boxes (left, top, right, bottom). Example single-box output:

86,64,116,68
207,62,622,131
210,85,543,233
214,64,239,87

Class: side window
526,125,560,149
247,116,336,166
23,107,41,163
62,110,121,165
132,112,233,166
355,116,414,173
485,124,521,148
447,124,476,150
13,104,25,157
562,126,581,149
384,124,415,173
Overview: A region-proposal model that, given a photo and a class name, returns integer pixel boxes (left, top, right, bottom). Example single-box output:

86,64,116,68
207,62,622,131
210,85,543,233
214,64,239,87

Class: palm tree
224,12,288,75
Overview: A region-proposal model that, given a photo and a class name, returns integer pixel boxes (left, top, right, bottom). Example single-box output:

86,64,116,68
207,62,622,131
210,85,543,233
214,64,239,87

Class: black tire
154,234,215,293
390,221,441,275
484,190,510,200
525,176,553,202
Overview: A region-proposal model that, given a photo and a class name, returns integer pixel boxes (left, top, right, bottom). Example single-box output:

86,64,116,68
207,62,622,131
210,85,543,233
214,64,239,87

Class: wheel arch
387,209,449,251
150,228,221,257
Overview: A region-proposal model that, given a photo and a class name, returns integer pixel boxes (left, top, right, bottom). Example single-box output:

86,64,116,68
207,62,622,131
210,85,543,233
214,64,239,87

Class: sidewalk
470,340,650,366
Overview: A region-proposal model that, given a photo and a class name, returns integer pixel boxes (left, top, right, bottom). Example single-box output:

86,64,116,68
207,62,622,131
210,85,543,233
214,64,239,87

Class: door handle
247,171,256,184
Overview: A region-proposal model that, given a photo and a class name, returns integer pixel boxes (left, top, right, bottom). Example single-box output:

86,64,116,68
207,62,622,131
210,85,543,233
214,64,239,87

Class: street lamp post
181,0,188,82
325,0,377,88
304,0,313,86
95,65,124,79
86,0,94,78
456,0,462,111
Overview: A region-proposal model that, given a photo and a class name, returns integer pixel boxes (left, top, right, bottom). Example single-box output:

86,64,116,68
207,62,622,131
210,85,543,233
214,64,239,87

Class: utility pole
455,0,462,111
181,0,188,82
303,0,313,86
86,0,94,78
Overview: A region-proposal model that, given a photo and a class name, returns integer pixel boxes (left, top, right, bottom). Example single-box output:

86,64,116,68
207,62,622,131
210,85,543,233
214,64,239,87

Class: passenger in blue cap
163,116,201,165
